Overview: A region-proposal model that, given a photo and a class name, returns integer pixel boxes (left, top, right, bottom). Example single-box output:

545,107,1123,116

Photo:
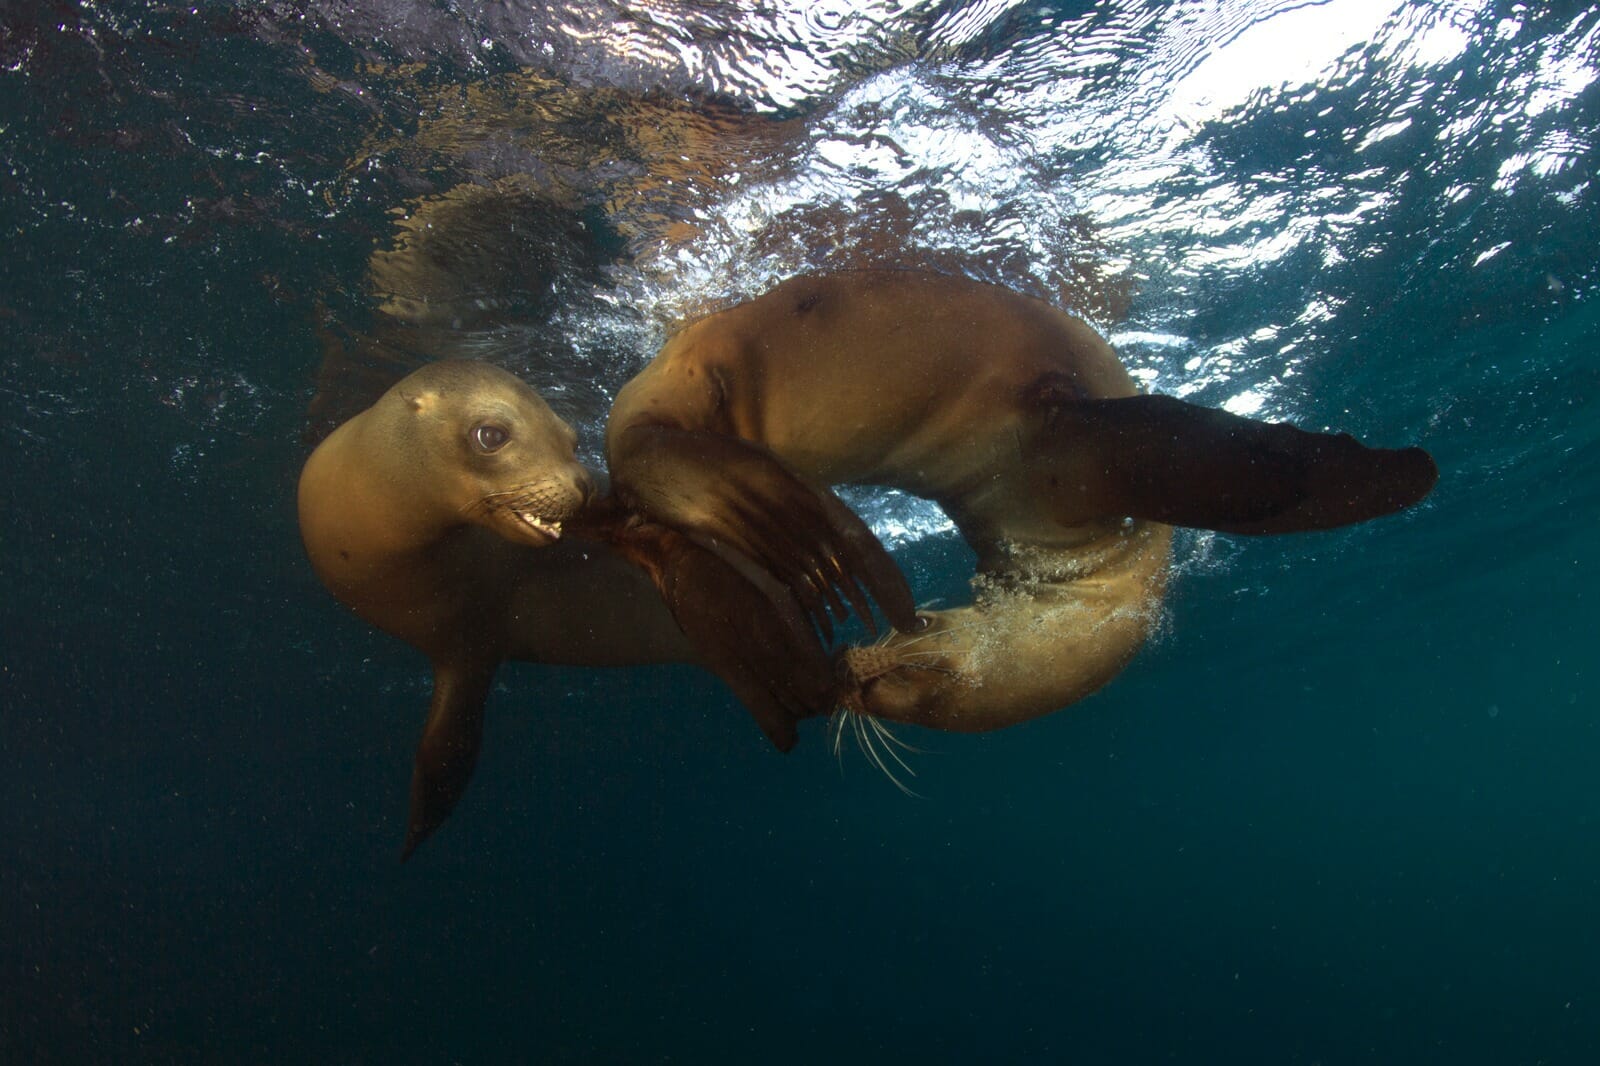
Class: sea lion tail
1030,390,1438,535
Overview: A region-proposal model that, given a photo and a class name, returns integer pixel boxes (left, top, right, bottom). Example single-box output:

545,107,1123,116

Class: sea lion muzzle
474,470,593,547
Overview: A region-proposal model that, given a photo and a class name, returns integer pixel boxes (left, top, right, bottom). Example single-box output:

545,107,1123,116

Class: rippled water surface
4,2,1598,1062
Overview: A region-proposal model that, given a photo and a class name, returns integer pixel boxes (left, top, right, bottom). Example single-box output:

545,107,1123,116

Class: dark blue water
3,1,1597,1062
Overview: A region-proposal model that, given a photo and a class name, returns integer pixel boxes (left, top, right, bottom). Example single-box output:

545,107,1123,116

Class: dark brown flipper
401,658,498,862
610,520,837,750
611,424,918,638
1034,392,1438,534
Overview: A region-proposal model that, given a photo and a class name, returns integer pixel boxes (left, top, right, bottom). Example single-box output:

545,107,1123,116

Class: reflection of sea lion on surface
304,72,809,441
306,177,605,441
607,270,1438,748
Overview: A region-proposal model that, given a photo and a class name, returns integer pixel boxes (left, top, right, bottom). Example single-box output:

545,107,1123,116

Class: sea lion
606,269,1437,742
299,361,748,851
298,361,669,856
299,360,837,858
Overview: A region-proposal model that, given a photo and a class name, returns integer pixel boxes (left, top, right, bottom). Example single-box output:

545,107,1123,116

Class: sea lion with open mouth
298,361,682,858
300,358,856,857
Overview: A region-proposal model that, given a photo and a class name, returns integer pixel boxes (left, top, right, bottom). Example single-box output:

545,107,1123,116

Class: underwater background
3,0,1597,1061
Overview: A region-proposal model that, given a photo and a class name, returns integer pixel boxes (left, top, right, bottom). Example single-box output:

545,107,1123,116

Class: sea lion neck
297,410,482,625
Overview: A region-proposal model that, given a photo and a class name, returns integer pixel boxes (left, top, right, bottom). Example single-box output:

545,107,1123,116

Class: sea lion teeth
521,513,562,538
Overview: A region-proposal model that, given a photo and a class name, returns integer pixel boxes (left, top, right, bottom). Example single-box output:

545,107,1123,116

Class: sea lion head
380,360,592,548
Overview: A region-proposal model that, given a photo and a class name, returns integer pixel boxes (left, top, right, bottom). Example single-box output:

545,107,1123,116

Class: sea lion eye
471,423,511,453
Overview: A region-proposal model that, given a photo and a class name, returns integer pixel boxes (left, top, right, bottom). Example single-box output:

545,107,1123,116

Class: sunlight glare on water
527,0,1595,544
7,0,1599,549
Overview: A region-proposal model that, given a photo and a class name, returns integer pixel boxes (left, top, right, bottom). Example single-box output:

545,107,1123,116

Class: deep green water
3,1,1598,1062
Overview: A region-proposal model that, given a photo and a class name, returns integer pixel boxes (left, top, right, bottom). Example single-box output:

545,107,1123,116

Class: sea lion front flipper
1034,391,1438,534
611,521,836,750
402,658,498,862
611,424,917,638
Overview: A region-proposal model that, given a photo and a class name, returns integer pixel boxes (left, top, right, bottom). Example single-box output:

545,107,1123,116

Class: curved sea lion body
299,360,693,857
608,271,1167,731
607,270,1437,734
841,529,1173,733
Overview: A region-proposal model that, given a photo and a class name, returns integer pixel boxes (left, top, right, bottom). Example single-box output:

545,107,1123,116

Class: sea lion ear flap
401,659,497,861
611,522,837,751
1034,392,1438,535
610,424,917,639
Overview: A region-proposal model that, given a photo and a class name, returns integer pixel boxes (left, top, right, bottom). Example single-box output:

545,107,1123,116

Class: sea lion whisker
829,702,923,796
850,712,889,781
854,711,921,797
829,708,849,762
907,663,961,677
882,617,978,649
467,486,526,505
865,712,924,760
867,654,962,679
460,488,526,519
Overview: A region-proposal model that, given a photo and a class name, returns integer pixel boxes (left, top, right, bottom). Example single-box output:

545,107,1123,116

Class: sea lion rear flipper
612,521,836,749
1034,391,1438,534
402,658,498,862
612,424,917,637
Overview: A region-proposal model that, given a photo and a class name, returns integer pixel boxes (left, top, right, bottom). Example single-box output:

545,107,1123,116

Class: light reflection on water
415,0,1586,544
7,0,1598,545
